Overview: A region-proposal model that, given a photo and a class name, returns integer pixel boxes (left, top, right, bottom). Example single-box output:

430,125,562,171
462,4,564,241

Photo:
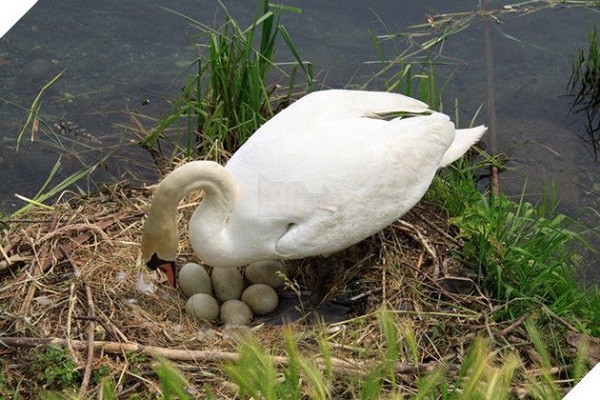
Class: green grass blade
16,70,64,151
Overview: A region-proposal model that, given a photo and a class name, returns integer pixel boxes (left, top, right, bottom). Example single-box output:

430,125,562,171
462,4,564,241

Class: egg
220,299,253,326
244,260,288,289
241,284,279,316
177,262,212,298
185,293,219,322
211,268,244,301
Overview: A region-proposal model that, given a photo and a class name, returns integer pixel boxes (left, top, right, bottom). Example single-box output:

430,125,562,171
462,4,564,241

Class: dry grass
0,181,593,398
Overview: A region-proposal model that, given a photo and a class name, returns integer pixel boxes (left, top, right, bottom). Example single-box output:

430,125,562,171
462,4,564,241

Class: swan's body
142,90,486,281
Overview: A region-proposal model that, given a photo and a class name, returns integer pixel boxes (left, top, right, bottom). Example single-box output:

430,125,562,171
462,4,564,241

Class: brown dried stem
0,336,459,377
79,284,96,397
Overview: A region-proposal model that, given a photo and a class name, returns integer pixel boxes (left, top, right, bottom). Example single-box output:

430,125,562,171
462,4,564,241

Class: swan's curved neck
141,161,237,263
158,161,236,222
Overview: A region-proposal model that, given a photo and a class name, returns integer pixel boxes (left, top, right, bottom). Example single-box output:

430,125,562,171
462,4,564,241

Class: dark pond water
1,1,598,283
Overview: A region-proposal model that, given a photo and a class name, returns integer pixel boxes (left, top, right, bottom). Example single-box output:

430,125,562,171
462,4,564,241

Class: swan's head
141,206,179,287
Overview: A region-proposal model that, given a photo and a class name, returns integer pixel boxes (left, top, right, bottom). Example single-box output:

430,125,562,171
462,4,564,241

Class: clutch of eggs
178,261,285,324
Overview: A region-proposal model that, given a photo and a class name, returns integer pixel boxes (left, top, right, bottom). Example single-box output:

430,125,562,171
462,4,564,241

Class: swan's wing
264,89,431,125
227,110,456,258
277,114,455,257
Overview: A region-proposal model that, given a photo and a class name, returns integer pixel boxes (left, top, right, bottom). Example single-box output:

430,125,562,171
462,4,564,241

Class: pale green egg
244,260,288,289
185,293,219,322
241,284,279,316
211,268,244,301
220,299,253,326
178,262,212,298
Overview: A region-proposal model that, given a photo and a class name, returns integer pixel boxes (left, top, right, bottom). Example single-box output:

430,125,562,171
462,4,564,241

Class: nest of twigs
0,181,592,398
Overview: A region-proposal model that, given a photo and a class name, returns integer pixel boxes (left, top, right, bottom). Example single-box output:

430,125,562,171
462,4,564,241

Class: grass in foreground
34,308,587,399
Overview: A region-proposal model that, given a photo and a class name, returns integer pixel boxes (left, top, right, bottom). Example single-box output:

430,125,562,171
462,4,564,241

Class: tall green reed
148,309,573,399
140,0,312,163
364,12,472,109
365,12,600,336
5,72,115,221
35,311,588,399
569,25,600,159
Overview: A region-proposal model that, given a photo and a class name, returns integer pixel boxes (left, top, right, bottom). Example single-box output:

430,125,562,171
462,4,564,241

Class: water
1,0,598,282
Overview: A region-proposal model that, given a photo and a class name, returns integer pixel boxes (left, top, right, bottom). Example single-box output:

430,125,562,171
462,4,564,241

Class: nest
0,182,593,398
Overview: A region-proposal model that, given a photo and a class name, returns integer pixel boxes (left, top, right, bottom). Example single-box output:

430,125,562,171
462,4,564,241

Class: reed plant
569,25,600,159
363,11,472,110
139,0,312,163
3,71,114,222
372,4,600,335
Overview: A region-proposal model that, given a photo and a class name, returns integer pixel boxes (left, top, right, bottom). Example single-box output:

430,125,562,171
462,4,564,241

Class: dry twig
396,220,440,278
0,336,460,377
79,284,96,397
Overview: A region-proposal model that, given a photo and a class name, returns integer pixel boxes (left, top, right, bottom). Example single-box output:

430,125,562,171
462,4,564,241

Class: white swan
142,90,486,285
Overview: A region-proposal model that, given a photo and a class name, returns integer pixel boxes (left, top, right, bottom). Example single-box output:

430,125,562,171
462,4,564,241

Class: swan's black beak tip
146,253,177,287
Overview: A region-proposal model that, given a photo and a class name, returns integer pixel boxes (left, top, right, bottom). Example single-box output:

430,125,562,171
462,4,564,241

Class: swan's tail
439,125,487,167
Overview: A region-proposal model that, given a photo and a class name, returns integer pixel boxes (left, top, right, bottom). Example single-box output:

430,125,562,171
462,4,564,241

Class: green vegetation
15,70,64,152
31,346,81,392
154,359,197,400
365,2,600,337
0,366,19,399
569,25,600,159
2,71,114,225
365,15,470,111
138,0,312,164
10,156,107,218
429,161,600,335
73,309,588,399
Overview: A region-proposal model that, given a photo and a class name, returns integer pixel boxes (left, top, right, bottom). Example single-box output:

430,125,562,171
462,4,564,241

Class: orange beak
147,253,177,287
157,262,177,287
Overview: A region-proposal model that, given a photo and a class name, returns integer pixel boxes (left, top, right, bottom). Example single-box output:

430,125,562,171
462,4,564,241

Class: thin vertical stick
482,0,500,197
66,283,80,364
79,284,96,397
